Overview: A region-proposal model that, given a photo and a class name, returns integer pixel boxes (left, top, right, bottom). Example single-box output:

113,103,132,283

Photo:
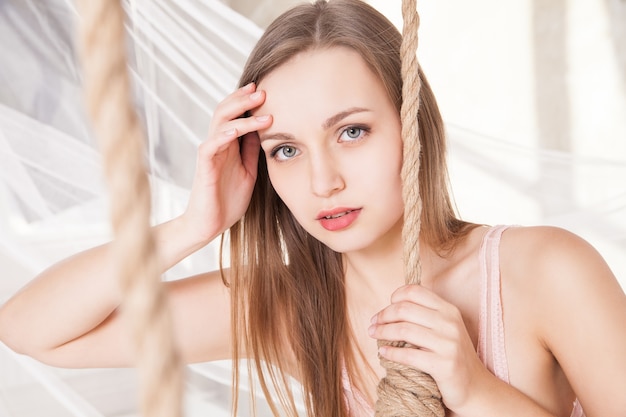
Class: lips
317,208,361,231
321,210,353,219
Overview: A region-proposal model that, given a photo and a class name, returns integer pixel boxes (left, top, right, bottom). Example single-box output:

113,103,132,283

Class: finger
223,114,272,139
227,82,256,101
240,131,260,176
390,284,445,309
372,300,440,328
369,321,439,351
198,128,239,161
205,115,272,155
213,87,266,125
238,82,256,95
214,83,255,119
378,343,437,376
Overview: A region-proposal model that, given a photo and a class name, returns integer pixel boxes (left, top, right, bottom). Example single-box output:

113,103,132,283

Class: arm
0,216,215,367
475,226,626,416
527,227,626,416
0,83,272,368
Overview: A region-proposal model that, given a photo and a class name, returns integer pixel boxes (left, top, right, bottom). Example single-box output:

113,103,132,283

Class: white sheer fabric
0,0,624,416
0,1,277,416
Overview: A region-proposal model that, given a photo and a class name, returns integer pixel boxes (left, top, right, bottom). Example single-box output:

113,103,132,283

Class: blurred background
1,0,624,416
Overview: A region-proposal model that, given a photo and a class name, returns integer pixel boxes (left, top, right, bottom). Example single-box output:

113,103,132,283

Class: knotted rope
77,1,183,417
374,0,445,416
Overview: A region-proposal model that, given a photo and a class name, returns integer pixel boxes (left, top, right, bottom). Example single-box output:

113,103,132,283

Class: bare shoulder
498,225,616,287
497,225,623,328
499,225,626,415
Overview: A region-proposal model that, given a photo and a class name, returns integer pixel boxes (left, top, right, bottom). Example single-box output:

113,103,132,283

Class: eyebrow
321,107,371,130
260,107,371,143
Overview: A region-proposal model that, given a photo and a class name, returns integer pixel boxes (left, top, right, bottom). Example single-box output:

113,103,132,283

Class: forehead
254,47,391,120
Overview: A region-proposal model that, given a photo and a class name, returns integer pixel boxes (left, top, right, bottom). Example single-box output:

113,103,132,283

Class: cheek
266,162,302,211
385,128,404,178
363,136,403,183
368,137,404,205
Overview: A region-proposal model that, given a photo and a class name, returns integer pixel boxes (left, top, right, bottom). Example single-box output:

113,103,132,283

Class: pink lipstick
317,208,361,231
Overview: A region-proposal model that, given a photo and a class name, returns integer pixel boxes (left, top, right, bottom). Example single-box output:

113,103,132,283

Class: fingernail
255,115,269,122
378,346,387,356
250,91,262,100
224,128,236,136
370,314,377,324
243,82,255,91
368,325,375,336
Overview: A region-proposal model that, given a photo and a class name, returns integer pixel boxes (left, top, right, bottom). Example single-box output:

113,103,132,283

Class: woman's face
254,47,404,254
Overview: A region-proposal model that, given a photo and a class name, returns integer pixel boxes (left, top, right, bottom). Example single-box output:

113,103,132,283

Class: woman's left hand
368,284,492,413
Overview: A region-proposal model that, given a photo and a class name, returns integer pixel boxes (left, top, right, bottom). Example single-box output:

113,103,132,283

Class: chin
313,232,377,254
301,218,402,255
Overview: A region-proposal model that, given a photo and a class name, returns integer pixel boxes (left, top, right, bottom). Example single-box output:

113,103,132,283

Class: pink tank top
342,225,585,417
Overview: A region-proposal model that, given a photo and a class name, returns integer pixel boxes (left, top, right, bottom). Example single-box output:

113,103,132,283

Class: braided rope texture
77,1,183,416
374,0,445,415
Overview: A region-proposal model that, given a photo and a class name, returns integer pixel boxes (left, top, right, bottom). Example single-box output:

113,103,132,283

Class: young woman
1,1,625,416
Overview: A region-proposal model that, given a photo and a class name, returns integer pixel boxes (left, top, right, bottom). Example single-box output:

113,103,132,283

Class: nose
309,148,345,198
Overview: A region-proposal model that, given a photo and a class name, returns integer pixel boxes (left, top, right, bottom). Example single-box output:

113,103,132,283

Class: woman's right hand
0,83,271,366
182,82,272,244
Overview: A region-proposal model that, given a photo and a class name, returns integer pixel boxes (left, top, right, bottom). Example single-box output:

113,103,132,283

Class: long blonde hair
224,1,472,416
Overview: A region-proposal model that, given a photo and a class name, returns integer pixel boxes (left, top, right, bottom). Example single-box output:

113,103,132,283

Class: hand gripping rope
374,0,445,416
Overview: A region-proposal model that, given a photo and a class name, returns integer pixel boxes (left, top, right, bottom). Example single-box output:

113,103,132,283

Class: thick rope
374,0,445,416
77,2,183,417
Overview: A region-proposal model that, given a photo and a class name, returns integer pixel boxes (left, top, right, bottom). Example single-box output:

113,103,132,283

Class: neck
344,249,403,307
341,220,442,393
343,219,442,307
343,221,415,301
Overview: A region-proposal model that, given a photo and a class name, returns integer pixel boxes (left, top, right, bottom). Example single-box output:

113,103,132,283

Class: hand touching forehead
253,46,399,143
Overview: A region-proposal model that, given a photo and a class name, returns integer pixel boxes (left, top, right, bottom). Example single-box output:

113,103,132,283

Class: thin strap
570,398,585,417
477,225,510,383
477,226,585,417
342,366,374,416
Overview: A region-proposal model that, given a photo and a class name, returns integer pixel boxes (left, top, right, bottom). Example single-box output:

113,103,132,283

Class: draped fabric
0,0,624,416
0,1,278,416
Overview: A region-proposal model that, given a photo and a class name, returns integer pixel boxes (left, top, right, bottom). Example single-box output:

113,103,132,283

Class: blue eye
340,126,368,142
271,145,299,161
